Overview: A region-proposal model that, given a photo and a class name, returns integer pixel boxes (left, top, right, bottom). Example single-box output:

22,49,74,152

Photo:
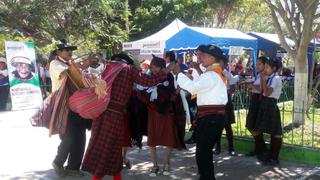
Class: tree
205,0,240,28
130,0,207,41
0,0,130,55
263,0,320,124
225,0,276,33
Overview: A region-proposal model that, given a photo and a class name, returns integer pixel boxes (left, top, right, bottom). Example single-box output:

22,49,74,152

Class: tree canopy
0,0,312,55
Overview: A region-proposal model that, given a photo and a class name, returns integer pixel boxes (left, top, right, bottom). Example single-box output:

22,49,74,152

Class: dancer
175,45,228,180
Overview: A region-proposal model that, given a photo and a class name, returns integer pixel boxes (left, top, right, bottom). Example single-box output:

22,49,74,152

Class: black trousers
196,114,224,180
54,111,91,170
0,85,9,111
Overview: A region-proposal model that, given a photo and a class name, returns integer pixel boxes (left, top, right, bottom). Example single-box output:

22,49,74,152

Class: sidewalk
0,110,318,180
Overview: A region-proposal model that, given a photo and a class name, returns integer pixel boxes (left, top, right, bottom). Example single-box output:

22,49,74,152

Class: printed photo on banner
5,41,42,110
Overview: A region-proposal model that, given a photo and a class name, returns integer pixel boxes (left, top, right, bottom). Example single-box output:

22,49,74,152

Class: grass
231,101,320,149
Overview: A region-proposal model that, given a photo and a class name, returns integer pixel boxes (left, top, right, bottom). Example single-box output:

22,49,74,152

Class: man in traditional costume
79,52,168,180
49,39,91,177
174,45,228,180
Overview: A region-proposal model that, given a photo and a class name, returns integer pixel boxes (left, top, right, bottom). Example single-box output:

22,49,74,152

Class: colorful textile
68,62,126,119
81,63,167,177
30,76,69,136
206,64,227,85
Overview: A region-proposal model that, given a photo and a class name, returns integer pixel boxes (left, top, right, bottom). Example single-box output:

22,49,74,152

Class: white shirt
49,59,68,92
87,64,105,75
191,68,200,81
0,69,8,86
252,74,261,94
224,69,238,90
0,69,8,77
177,71,228,106
265,73,282,99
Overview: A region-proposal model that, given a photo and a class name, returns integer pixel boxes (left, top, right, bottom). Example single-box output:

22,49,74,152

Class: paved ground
0,110,319,180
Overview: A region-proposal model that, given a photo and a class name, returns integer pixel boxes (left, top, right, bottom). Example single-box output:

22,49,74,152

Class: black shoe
262,159,280,166
245,151,257,156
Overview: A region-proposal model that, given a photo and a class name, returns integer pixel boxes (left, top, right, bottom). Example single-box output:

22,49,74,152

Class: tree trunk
293,42,309,125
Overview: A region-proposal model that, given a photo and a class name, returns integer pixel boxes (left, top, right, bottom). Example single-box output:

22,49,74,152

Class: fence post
291,101,294,145
301,101,305,146
312,104,315,148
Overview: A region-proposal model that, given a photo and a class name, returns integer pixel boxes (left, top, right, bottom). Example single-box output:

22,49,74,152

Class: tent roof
134,19,188,43
249,32,295,46
166,27,257,51
190,27,256,40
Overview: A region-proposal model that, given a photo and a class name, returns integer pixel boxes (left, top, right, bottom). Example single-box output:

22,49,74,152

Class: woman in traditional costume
146,56,186,177
80,52,168,180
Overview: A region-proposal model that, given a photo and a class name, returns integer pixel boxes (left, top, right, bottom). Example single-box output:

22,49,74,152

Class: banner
123,41,165,55
5,41,42,110
229,46,244,56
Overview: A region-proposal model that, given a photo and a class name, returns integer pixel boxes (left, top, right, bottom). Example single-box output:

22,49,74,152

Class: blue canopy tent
123,19,258,74
248,32,320,79
166,26,258,75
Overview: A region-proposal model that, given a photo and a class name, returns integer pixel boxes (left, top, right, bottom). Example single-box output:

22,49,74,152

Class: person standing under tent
164,51,176,68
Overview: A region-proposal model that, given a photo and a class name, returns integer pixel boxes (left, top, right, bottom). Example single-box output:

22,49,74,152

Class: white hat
0,57,6,63
10,56,32,66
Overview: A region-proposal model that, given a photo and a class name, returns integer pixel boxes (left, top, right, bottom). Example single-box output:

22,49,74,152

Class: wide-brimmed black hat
55,39,77,51
197,45,224,60
111,52,134,65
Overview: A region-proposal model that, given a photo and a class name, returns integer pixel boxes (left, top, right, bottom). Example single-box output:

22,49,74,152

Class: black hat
111,52,134,65
150,54,166,69
221,54,229,64
197,45,223,60
55,39,77,51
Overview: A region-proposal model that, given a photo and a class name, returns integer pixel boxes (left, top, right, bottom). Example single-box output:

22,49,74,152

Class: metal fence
232,79,320,149
37,78,320,149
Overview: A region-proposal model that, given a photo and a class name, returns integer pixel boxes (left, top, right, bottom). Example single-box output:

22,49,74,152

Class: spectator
0,57,9,111
164,51,176,67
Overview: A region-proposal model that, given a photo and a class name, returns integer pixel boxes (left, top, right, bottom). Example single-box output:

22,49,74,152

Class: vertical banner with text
5,41,42,110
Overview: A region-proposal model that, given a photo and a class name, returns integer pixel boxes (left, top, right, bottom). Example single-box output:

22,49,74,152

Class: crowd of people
30,39,287,180
1,38,305,180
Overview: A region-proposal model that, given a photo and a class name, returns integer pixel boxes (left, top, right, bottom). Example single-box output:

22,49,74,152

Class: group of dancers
43,39,283,180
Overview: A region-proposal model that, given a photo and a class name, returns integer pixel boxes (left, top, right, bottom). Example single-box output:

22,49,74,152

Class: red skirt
147,108,179,148
123,112,131,147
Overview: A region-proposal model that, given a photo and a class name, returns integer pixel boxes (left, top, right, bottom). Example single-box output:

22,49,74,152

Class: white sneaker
162,165,170,176
149,165,159,177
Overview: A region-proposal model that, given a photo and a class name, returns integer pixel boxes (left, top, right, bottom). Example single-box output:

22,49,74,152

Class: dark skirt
225,94,235,124
246,93,261,131
254,97,282,135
